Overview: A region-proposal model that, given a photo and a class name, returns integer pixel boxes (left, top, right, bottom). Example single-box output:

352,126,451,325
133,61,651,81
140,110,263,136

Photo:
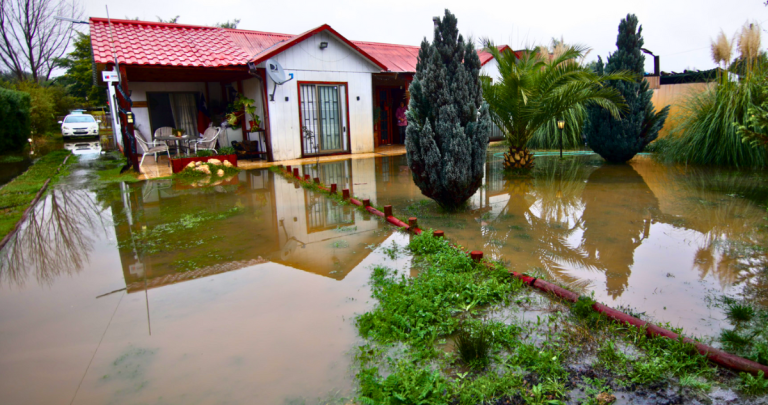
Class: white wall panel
260,30,381,161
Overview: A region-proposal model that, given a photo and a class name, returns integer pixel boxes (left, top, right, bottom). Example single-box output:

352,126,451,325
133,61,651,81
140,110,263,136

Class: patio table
155,135,191,157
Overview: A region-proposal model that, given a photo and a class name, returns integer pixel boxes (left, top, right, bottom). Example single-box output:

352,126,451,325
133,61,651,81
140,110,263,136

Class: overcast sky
81,0,766,73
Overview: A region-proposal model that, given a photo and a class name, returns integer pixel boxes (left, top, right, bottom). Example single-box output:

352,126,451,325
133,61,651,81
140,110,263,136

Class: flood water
1,150,767,403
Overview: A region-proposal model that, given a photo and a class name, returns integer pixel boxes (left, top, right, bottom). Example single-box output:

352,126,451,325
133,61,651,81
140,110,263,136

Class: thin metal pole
559,127,563,158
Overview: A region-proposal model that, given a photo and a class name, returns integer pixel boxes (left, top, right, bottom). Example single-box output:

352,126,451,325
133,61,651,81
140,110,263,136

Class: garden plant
405,9,491,210
583,14,670,163
662,22,768,167
481,40,630,170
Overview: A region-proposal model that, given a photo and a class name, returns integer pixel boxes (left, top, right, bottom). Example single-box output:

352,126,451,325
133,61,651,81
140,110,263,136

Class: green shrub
0,87,31,151
12,81,73,134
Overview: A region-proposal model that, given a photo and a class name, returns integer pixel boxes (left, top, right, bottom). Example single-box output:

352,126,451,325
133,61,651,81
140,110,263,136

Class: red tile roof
90,18,254,67
353,41,421,72
90,18,509,73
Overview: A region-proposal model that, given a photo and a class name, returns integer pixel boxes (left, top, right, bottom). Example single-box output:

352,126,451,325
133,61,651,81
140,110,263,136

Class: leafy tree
481,43,630,170
215,19,241,29
405,9,491,210
584,14,670,163
55,33,106,107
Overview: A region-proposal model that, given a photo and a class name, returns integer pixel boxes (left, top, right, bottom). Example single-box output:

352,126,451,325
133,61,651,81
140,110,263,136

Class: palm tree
481,42,632,170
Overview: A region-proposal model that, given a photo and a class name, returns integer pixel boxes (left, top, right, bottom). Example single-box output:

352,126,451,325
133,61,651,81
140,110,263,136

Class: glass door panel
318,86,342,152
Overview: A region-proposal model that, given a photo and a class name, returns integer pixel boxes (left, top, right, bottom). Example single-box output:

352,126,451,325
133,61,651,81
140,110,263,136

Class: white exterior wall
262,31,381,161
480,59,501,83
128,82,205,140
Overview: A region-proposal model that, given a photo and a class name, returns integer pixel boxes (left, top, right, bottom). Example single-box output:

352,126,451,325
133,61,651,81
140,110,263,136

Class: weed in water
726,303,756,323
455,322,491,369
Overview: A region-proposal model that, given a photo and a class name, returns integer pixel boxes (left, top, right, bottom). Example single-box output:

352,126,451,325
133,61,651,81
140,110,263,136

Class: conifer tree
406,9,491,210
584,14,670,163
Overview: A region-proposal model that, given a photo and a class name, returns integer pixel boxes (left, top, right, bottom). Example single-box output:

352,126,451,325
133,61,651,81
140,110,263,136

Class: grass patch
0,150,74,239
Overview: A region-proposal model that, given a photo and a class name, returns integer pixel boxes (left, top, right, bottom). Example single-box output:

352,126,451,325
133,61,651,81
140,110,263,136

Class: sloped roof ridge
352,40,421,48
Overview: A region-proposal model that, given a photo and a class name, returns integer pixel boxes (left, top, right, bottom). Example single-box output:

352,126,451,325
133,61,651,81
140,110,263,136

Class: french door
300,83,348,156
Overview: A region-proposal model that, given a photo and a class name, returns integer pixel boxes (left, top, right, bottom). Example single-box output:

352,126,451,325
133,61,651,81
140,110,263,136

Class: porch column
116,65,141,173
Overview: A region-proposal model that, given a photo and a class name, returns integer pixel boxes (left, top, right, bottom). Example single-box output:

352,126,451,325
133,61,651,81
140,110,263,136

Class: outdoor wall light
319,42,328,49
285,96,289,102
357,96,360,101
127,112,134,124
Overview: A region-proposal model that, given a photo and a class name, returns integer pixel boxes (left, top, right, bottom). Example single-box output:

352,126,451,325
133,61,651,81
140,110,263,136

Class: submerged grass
0,150,74,239
352,231,736,404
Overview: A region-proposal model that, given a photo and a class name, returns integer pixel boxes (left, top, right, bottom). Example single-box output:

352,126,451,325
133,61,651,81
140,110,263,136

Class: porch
136,144,406,180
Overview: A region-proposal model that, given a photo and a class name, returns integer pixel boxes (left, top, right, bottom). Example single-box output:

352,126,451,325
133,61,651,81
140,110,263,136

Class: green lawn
0,150,74,240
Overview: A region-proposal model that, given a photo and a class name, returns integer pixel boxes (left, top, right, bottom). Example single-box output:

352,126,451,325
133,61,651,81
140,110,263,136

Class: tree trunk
503,146,535,170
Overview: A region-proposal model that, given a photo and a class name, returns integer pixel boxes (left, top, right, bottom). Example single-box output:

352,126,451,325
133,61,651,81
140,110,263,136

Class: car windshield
64,115,96,123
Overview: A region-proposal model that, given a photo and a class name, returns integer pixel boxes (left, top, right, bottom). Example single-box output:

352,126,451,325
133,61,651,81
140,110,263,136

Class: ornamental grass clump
663,21,768,167
405,9,491,210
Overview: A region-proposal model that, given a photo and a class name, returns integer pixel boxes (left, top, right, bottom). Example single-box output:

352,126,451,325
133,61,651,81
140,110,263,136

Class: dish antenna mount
265,59,294,101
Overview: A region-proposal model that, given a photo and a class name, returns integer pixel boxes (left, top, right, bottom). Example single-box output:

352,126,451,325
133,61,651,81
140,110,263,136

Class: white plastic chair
136,129,170,166
193,126,221,154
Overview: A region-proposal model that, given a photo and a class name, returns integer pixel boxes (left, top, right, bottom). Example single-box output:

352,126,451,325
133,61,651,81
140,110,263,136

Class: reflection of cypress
580,164,659,298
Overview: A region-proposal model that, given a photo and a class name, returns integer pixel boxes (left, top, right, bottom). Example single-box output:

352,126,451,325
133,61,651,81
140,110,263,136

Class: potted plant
226,94,260,131
170,146,239,174
173,128,186,137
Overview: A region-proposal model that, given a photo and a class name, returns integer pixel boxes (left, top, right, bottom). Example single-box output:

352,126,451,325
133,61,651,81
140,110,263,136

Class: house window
300,84,348,156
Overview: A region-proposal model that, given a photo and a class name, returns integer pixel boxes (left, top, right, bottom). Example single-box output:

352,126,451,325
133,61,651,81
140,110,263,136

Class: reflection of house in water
112,161,390,292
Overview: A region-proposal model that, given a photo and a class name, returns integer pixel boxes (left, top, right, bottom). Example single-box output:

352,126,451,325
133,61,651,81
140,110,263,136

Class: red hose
510,271,768,375
366,206,384,217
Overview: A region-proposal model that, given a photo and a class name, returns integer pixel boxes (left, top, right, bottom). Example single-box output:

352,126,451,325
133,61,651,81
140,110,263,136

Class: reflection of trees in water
0,188,105,287
643,162,768,289
488,158,601,289
580,165,658,298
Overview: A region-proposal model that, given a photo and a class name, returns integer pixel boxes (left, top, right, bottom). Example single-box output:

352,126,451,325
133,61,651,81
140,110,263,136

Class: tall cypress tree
584,14,669,163
406,9,491,210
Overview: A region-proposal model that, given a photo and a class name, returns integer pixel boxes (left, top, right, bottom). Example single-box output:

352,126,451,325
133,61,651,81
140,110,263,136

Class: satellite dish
265,58,294,101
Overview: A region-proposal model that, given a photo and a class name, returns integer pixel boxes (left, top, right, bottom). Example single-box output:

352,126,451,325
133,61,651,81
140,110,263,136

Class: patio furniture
155,134,191,157
193,127,221,154
135,129,171,166
154,126,177,152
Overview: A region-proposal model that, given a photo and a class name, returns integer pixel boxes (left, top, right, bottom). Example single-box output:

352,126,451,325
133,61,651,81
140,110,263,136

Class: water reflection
0,188,105,287
108,163,391,293
579,165,658,298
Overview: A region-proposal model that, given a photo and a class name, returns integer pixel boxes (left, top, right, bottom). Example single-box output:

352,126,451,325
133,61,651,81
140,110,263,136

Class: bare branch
0,0,83,81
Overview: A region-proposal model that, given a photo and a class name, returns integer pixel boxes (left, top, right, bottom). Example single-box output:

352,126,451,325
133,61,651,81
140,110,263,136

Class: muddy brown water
0,150,767,403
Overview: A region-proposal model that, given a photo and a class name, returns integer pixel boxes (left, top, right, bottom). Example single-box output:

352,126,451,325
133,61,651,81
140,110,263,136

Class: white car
59,113,99,140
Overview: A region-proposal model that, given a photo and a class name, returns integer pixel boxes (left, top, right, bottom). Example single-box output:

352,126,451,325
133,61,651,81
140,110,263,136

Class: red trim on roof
250,24,388,71
89,17,509,73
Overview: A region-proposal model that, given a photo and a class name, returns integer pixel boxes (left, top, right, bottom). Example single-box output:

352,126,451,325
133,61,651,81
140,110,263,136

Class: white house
90,18,508,169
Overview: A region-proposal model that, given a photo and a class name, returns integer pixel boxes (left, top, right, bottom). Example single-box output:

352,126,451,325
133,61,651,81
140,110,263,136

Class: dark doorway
147,93,174,136
375,87,406,146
